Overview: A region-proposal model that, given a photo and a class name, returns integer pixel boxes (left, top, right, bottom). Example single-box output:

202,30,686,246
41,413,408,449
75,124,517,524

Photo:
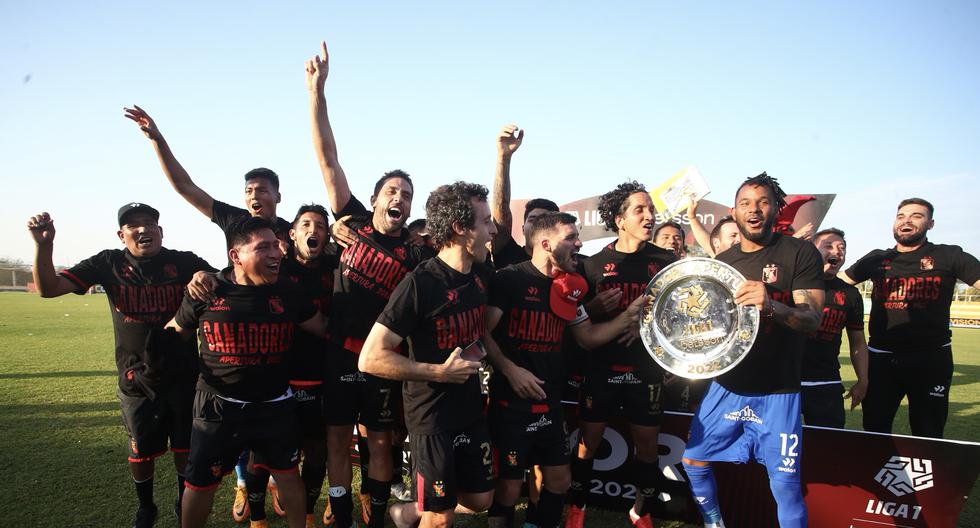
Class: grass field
1,291,978,527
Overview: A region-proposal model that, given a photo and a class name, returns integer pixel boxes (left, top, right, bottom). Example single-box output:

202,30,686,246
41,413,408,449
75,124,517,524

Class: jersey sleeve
181,251,218,275
844,250,879,284
793,242,825,291
174,291,205,330
846,286,865,331
210,200,248,232
376,273,420,338
58,250,110,293
952,247,980,285
334,194,370,219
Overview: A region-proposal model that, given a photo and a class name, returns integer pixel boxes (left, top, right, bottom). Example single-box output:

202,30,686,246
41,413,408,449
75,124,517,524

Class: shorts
801,382,845,428
184,390,301,490
291,383,327,443
411,421,494,512
118,382,194,463
323,343,402,431
578,366,664,426
489,403,570,480
684,382,802,482
664,377,711,413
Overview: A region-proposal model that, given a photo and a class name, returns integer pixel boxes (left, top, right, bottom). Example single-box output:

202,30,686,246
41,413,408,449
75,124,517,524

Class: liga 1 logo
863,456,934,522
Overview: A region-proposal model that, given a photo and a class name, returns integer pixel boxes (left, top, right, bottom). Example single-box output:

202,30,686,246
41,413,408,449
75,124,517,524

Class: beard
736,215,776,244
893,229,926,246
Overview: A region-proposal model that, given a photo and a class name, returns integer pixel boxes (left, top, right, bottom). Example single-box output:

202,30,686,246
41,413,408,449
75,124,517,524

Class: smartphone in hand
461,339,487,362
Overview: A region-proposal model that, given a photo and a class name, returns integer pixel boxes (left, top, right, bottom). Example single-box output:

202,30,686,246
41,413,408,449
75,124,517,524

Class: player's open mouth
267,261,279,272
746,216,763,229
386,208,403,222
827,257,840,266
642,222,654,231
307,236,319,249
137,236,153,248
251,202,263,213
899,224,915,234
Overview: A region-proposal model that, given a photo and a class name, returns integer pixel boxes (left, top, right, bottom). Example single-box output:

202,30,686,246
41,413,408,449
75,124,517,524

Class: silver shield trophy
640,257,759,379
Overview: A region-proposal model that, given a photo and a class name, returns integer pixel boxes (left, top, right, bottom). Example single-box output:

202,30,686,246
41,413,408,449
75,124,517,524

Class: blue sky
2,1,978,268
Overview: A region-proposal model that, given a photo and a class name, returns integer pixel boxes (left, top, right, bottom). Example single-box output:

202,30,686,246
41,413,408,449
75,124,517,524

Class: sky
2,1,978,268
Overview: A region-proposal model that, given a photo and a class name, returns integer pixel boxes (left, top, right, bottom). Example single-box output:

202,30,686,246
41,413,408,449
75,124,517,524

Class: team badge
211,463,223,478
268,296,284,314
432,480,446,497
506,451,519,467
879,258,892,271
394,246,407,260
361,225,374,235
648,261,661,278
762,264,779,284
163,264,178,278
130,438,139,456
920,256,934,271
603,262,617,277
834,290,847,306
120,264,135,279
446,290,459,303
584,396,593,409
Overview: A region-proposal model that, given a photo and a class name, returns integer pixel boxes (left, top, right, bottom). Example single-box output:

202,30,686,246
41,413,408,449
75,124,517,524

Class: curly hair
736,172,787,212
425,181,489,249
597,181,647,232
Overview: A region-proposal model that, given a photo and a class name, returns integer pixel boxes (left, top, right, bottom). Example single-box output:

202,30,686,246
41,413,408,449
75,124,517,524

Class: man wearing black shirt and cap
28,203,215,528
841,197,980,438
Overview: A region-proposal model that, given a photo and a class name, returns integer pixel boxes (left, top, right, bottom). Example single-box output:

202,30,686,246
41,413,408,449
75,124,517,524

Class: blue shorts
684,382,802,482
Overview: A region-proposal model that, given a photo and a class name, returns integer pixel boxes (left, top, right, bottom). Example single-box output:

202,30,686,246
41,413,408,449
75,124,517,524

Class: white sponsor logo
777,457,797,474
339,372,365,383
930,385,946,397
723,405,763,424
607,372,642,385
452,433,471,448
526,414,553,433
865,499,923,520
874,456,934,497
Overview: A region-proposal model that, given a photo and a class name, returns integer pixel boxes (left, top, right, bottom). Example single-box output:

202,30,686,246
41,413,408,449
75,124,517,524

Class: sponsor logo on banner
875,456,934,497
723,406,763,424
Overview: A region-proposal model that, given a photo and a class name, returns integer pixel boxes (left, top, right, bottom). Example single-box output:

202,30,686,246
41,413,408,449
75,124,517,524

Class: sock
328,486,353,528
357,436,371,495
364,477,392,528
770,478,807,528
682,463,723,526
235,450,249,487
390,442,405,485
632,459,660,516
302,462,327,515
487,501,516,528
537,489,565,528
134,477,155,510
245,467,270,521
569,457,592,509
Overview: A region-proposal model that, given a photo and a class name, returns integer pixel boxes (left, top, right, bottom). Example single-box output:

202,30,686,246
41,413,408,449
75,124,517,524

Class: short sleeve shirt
801,277,864,382
845,243,980,353
715,234,825,394
376,257,491,434
60,248,214,379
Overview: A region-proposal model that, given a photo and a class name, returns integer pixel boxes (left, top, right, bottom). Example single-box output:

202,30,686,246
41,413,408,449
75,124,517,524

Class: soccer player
840,198,980,438
566,181,677,528
801,228,868,428
653,221,686,260
306,41,433,528
485,212,646,528
28,204,215,528
360,181,497,528
489,124,562,269
165,217,327,528
688,199,740,258
681,173,824,528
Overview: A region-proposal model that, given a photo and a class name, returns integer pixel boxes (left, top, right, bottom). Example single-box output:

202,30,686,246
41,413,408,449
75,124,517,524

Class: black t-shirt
174,270,316,402
211,200,292,236
715,234,825,394
491,234,531,270
60,248,214,383
488,261,587,410
582,241,676,374
377,257,491,434
802,278,864,383
330,196,433,348
845,242,980,353
280,251,339,384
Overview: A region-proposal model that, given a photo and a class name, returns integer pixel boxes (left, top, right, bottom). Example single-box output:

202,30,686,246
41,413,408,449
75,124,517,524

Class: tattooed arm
735,281,824,333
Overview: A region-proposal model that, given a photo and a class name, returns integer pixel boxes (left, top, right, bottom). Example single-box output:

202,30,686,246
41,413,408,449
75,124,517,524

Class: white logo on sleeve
875,456,934,497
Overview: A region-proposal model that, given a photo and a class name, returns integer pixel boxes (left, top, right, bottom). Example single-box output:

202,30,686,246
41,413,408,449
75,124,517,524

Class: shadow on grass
0,370,116,380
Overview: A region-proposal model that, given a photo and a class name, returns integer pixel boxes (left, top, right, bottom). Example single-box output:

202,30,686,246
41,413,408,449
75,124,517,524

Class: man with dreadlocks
680,173,824,528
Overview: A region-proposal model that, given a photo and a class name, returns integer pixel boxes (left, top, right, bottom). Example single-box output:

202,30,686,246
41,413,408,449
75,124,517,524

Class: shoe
132,504,158,528
232,484,250,522
359,492,372,524
391,480,412,502
269,482,286,517
322,499,336,526
629,507,655,528
564,505,585,528
306,513,317,528
249,521,269,528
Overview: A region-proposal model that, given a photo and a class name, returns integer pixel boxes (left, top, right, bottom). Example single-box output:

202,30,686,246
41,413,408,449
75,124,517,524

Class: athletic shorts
323,343,402,431
664,376,710,413
801,383,845,429
291,383,327,443
117,382,194,463
684,382,802,482
578,366,664,426
489,402,570,480
863,345,953,438
184,391,300,490
411,421,494,512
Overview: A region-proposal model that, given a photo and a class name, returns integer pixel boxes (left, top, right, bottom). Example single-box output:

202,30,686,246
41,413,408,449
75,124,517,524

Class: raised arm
359,322,480,383
124,106,215,218
735,281,824,333
491,124,523,251
27,213,79,298
687,198,716,257
306,41,351,213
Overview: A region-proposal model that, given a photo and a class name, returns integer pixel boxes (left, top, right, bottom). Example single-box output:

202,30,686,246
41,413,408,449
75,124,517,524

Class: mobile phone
461,339,487,361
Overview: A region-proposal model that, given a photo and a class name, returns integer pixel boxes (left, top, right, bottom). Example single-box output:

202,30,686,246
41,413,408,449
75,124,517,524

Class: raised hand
27,212,56,245
585,287,623,318
305,41,329,92
497,124,524,158
123,105,162,141
331,215,357,248
793,222,814,241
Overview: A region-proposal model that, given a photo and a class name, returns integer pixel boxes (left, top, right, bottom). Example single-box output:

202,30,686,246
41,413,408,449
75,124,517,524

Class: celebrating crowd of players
26,41,980,528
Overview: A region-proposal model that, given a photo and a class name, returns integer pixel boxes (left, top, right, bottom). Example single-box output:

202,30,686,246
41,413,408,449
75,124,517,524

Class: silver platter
640,257,759,379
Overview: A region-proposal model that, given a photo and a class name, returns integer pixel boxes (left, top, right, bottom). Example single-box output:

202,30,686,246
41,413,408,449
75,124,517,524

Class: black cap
117,202,160,227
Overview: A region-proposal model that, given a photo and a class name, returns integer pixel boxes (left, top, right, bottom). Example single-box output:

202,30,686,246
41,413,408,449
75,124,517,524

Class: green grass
1,291,977,527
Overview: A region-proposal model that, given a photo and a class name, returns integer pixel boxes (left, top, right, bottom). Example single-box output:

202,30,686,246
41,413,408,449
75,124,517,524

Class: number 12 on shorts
779,433,799,457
